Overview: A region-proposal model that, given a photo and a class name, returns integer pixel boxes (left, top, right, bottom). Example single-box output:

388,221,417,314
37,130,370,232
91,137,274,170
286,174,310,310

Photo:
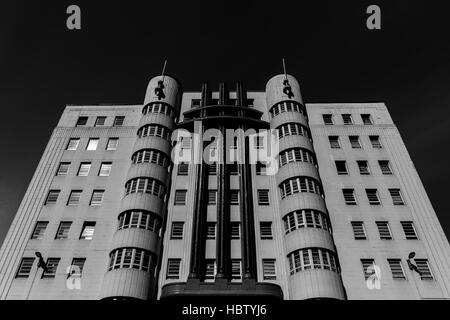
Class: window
55,222,72,239
106,138,119,150
379,160,392,175
329,136,340,149
208,190,217,205
118,210,160,233
16,258,34,278
205,259,216,282
343,189,357,205
283,209,329,233
256,162,267,175
208,162,217,175
376,221,392,240
99,162,112,176
231,259,242,281
279,148,316,167
351,222,367,240
401,221,418,240
262,259,276,280
357,160,370,175
415,259,434,280
170,222,184,239
366,189,381,205
349,136,361,148
191,99,201,108
246,98,254,106
166,259,181,279
361,259,375,280
257,189,270,205
230,190,240,205
370,135,382,148
361,114,373,125
260,222,273,240
174,190,187,205
80,222,95,240
67,190,82,205
288,248,338,275
76,116,88,126
335,160,348,175
177,162,189,175
388,259,406,280
277,122,310,139
132,149,169,167
389,189,405,205
45,190,60,205
90,190,104,206
342,114,353,125
229,162,238,175
31,222,48,240
231,222,240,239
125,177,166,198
66,138,80,150
137,124,171,140
56,162,70,176
86,138,99,151
69,258,86,277
42,258,60,278
113,116,125,126
279,176,322,199
207,222,216,239
108,248,155,273
143,103,174,117
269,101,305,118
77,162,91,176
95,116,106,126
322,114,333,125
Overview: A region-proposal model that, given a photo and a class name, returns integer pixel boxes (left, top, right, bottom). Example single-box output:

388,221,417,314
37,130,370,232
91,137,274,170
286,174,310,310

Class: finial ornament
282,58,294,99
155,59,167,100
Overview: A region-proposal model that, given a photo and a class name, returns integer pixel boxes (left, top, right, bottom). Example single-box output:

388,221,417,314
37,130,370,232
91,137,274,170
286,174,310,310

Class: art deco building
1,73,450,300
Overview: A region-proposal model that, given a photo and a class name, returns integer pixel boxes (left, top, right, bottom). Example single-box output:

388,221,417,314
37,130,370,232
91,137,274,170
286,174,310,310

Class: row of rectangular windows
66,137,119,151
323,113,374,125
173,189,270,206
170,221,273,240
343,188,405,206
361,258,434,281
329,135,382,149
176,162,268,176
56,162,112,177
351,221,418,240
191,98,255,108
75,116,125,127
30,221,96,241
45,190,105,206
16,257,86,279
335,160,393,175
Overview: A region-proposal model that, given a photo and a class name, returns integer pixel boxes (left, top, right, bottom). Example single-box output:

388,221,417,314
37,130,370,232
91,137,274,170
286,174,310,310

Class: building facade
1,73,450,300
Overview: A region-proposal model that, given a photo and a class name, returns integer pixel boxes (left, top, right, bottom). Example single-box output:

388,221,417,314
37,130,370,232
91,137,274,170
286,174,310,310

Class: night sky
1,1,450,244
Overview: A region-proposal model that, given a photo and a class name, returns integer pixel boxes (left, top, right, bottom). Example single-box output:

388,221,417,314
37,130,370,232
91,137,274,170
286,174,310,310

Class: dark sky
1,1,450,244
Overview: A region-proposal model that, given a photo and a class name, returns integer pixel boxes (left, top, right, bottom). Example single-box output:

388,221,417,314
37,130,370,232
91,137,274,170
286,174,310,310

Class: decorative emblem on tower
154,59,168,100
282,58,294,99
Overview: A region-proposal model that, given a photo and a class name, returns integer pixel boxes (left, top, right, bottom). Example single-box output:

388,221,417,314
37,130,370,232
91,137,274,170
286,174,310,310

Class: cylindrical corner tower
266,74,346,300
100,75,180,300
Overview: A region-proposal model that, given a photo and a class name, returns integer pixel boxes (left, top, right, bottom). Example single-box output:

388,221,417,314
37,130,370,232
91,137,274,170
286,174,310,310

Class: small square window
388,259,406,280
42,258,60,278
99,162,112,176
56,162,70,176
95,116,106,126
342,114,353,125
208,190,217,205
166,259,181,279
231,260,242,281
361,114,373,125
329,136,340,149
86,138,99,151
349,136,361,149
322,114,333,125
401,221,418,240
370,136,382,148
246,98,254,106
257,189,270,205
177,162,189,175
379,160,392,175
170,222,184,239
230,190,240,205
16,258,35,278
343,189,357,205
376,221,392,240
69,258,86,277
415,259,434,280
389,189,405,205
174,190,187,205
204,259,216,282
66,138,80,151
366,189,381,205
207,222,216,240
77,162,91,176
113,116,125,126
80,222,96,240
191,99,201,108
90,190,104,206
55,222,72,239
260,222,273,240
231,222,240,239
45,190,60,205
351,221,366,240
335,160,347,175
76,116,88,127
229,162,238,175
262,259,276,280
357,160,370,175
361,259,375,280
256,162,267,175
67,190,82,205
106,138,119,150
31,222,48,240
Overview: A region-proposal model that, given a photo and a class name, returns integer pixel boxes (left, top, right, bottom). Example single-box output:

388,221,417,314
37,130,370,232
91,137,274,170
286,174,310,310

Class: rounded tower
100,75,180,300
266,74,346,300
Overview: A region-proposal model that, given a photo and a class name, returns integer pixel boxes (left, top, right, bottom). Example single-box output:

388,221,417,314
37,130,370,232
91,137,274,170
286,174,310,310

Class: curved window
276,123,310,140
107,247,156,272
279,176,322,199
288,248,338,275
117,210,161,233
279,148,316,167
131,149,170,167
137,124,171,140
283,209,329,234
269,101,305,118
142,102,175,118
125,177,166,198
